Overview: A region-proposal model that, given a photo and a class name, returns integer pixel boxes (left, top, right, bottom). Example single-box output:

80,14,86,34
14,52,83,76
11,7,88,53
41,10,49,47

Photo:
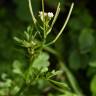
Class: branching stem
28,0,37,24
46,3,74,46
46,2,60,35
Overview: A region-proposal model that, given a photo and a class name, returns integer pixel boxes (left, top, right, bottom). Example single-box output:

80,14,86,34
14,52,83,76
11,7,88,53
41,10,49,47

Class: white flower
39,11,47,16
39,11,54,21
39,11,47,21
48,12,54,18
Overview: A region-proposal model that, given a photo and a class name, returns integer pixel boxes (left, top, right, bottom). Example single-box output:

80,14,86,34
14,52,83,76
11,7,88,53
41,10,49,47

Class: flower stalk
28,0,37,24
46,3,74,46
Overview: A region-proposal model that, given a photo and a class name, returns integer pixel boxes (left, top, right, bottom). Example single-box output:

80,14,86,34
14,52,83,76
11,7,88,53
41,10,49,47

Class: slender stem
46,3,74,46
28,0,37,24
44,46,59,57
42,0,46,40
42,0,44,16
59,62,83,95
28,0,40,35
47,2,60,35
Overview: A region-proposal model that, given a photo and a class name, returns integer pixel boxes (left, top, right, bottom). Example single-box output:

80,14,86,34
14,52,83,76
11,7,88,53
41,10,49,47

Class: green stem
42,0,44,16
41,0,45,39
59,61,83,95
46,3,74,46
28,0,40,33
28,0,37,24
15,48,35,96
47,2,60,35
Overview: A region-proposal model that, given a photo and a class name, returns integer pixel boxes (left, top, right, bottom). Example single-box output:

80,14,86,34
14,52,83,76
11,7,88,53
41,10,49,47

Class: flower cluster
39,11,54,21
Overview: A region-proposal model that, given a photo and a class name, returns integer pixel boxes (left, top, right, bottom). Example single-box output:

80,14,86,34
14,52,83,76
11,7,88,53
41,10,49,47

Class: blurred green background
0,0,96,95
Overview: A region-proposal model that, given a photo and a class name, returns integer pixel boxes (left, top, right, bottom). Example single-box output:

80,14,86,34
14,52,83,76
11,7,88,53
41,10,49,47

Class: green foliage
12,60,23,76
0,0,96,96
0,1,75,95
89,61,96,68
90,75,96,95
32,52,49,72
79,29,94,53
69,51,81,70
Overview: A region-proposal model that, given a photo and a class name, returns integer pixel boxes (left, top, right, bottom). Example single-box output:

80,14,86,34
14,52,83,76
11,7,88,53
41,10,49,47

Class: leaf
47,70,62,79
79,29,95,53
32,52,50,72
12,60,23,75
48,79,70,91
1,73,7,80
89,61,96,67
69,51,81,70
58,92,78,96
69,9,93,31
25,52,50,83
90,75,96,94
14,37,23,43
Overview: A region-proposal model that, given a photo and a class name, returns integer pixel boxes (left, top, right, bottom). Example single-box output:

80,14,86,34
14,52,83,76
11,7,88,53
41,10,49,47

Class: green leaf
69,9,93,31
48,79,70,91
79,29,95,53
25,52,50,83
89,61,96,67
90,75,96,95
58,92,78,96
1,73,7,80
32,52,50,72
47,70,62,79
12,60,23,75
69,51,81,70
14,37,23,43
